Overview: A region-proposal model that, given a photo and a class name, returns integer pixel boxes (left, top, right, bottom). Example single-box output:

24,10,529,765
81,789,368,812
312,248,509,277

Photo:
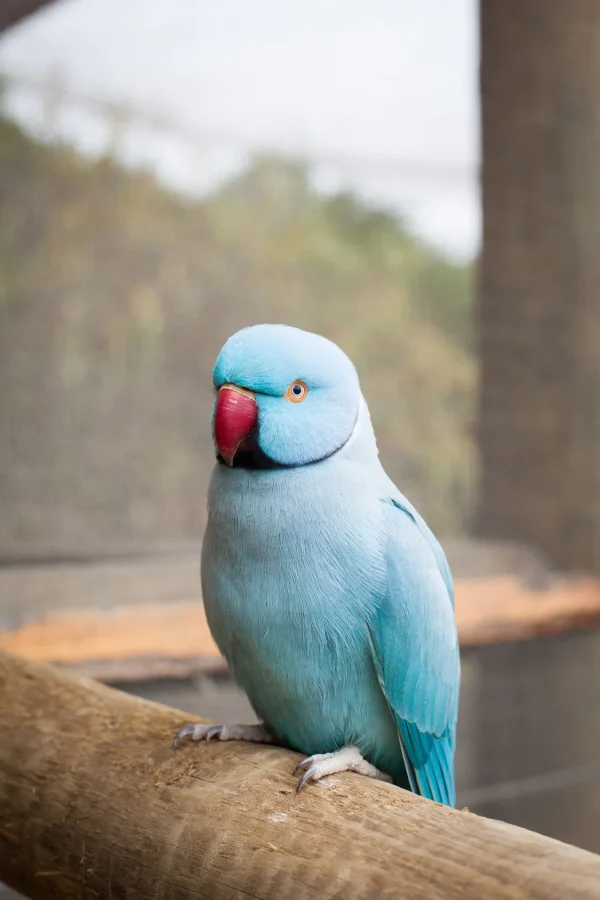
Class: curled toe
296,767,317,792
173,725,200,749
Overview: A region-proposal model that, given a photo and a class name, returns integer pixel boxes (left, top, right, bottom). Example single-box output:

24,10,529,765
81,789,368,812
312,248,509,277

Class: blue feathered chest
200,459,402,773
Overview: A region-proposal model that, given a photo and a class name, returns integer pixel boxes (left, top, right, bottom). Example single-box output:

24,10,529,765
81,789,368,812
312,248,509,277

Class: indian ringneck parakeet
174,324,460,805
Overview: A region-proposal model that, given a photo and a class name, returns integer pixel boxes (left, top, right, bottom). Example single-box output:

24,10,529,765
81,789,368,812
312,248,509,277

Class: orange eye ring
285,380,308,403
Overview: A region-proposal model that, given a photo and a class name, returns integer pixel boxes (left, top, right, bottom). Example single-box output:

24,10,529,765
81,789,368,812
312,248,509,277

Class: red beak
214,384,258,466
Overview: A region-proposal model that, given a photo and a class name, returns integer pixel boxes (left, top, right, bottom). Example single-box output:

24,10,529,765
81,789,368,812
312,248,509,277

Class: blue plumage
185,324,460,805
369,499,459,805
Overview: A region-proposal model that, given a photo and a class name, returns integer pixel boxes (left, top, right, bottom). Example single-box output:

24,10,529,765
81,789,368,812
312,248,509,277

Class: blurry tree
40,68,66,140
0,114,474,549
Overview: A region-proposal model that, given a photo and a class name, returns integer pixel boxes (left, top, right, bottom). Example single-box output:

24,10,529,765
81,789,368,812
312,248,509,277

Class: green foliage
0,118,475,546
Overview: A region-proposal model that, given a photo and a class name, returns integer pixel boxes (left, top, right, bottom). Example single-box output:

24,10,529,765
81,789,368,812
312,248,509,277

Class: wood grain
1,650,600,900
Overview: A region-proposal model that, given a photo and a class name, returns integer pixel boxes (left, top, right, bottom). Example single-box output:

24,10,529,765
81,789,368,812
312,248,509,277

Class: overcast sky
0,0,480,259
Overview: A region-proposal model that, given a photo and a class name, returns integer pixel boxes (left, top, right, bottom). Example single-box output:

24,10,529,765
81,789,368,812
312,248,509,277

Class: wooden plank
1,571,600,682
0,541,200,568
0,555,202,626
456,574,600,645
0,601,223,681
2,650,600,900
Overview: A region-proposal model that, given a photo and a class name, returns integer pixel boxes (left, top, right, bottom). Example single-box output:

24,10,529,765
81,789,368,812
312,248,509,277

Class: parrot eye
285,380,308,403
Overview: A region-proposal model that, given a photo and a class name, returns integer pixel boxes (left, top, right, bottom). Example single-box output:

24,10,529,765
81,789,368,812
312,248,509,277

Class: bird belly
239,633,404,784
202,461,407,785
203,537,404,783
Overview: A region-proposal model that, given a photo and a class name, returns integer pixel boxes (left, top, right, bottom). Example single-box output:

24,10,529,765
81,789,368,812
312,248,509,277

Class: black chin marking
217,428,284,470
216,408,360,472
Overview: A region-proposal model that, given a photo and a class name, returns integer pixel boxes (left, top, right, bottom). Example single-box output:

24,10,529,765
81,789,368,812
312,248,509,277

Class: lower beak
214,384,258,466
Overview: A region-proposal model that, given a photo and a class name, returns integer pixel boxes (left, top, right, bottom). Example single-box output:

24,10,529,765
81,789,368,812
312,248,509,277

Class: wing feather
369,496,460,806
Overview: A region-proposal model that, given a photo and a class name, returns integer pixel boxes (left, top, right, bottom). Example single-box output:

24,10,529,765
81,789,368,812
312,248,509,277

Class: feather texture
368,499,459,805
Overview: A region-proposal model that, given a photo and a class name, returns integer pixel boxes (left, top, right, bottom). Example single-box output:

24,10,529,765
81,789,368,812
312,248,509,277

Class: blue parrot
174,324,460,806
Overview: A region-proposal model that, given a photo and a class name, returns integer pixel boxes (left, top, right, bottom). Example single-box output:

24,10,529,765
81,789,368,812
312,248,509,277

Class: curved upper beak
214,384,258,466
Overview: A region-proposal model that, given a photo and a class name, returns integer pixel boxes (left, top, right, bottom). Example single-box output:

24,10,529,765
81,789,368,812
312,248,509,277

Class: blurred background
1,1,599,889
0,0,477,548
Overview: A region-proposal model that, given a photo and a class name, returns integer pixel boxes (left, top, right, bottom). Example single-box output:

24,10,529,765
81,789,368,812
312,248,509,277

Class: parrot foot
294,745,393,792
172,722,274,749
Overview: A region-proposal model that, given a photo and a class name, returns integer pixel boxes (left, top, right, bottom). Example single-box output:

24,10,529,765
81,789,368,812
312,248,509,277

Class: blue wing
368,495,460,806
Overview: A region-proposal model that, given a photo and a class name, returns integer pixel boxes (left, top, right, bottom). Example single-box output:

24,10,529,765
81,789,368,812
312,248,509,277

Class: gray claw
173,725,197,749
205,726,223,743
294,758,309,775
296,767,315,792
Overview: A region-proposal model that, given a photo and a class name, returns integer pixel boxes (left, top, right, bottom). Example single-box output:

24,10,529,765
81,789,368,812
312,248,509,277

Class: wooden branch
1,651,600,900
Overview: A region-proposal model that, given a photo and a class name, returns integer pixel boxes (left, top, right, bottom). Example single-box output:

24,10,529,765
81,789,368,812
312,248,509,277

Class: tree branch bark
1,650,599,900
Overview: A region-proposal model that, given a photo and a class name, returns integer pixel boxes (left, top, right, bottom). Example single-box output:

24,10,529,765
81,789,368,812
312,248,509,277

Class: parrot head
211,324,361,468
